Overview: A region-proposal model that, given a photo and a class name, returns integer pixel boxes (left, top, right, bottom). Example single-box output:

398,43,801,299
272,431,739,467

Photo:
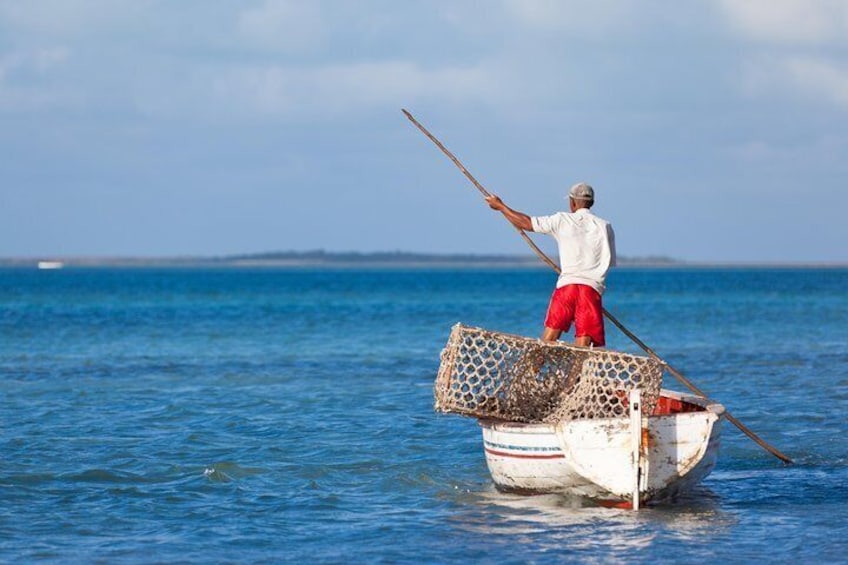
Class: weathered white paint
479,389,725,506
629,389,642,510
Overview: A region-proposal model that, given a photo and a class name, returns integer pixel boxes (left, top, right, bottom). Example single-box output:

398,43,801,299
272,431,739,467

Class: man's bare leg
541,327,593,347
574,335,592,347
541,327,562,342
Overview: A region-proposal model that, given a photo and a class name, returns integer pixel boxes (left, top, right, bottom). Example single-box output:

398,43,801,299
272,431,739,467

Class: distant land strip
1,250,682,268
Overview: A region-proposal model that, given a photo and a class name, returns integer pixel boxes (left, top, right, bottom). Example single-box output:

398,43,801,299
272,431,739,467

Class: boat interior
652,394,707,416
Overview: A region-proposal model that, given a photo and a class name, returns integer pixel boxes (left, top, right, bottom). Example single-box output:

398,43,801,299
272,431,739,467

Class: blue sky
2,0,847,262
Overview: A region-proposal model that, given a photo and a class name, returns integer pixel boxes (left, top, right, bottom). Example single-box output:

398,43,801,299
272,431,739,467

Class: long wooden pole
403,108,793,465
401,110,560,273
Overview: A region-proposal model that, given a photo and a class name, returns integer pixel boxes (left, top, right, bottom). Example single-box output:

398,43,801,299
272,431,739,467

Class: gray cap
568,182,594,201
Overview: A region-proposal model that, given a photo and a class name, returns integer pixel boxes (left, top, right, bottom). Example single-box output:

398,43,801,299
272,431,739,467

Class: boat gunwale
478,389,725,432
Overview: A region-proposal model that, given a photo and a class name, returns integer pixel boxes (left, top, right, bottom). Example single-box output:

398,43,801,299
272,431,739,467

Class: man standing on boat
485,183,616,347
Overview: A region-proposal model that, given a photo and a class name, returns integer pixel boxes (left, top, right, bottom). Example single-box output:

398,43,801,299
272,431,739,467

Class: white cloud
782,56,848,107
717,0,848,44
737,53,848,110
501,0,639,33
0,47,72,110
236,0,325,52
0,47,67,77
204,60,505,119
717,1,848,111
0,0,151,38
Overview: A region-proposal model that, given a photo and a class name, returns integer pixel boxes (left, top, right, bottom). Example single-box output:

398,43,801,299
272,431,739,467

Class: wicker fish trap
434,324,664,423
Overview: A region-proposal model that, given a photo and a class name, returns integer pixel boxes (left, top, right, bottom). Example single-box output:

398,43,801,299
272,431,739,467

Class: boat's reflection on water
447,484,738,552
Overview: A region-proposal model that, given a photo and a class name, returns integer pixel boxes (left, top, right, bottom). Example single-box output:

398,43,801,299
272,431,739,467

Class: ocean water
1,266,847,563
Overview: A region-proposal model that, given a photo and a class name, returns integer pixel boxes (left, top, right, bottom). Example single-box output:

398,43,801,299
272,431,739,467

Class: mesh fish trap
434,324,664,423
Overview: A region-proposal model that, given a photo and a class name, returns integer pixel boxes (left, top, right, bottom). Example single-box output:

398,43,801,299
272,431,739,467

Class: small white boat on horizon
479,388,724,508
37,261,65,270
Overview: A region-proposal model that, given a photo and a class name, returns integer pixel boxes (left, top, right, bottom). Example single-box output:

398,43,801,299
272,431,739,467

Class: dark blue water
2,267,847,563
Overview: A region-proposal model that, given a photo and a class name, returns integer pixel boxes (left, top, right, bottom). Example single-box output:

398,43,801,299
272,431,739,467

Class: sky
1,0,847,263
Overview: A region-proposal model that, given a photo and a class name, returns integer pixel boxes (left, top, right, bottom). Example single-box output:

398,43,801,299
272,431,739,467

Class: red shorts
544,284,605,346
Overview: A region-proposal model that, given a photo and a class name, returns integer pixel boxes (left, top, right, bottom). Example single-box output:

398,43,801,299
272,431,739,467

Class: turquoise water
1,267,847,563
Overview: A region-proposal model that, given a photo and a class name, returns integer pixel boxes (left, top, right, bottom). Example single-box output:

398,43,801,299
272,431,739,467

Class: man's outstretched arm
485,195,533,231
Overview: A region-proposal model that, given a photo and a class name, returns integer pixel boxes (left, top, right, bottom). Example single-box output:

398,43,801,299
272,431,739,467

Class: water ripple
2,267,848,562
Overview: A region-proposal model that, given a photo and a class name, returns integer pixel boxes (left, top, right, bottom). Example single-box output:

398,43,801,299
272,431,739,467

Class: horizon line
1,250,847,268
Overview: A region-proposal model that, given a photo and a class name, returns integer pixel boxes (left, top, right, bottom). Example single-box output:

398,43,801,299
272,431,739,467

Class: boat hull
480,389,724,505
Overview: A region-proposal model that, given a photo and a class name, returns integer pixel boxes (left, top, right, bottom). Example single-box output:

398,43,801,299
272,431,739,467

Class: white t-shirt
531,208,616,294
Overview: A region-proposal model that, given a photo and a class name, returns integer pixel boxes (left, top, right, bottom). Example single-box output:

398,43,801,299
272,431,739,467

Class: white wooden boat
479,388,724,508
